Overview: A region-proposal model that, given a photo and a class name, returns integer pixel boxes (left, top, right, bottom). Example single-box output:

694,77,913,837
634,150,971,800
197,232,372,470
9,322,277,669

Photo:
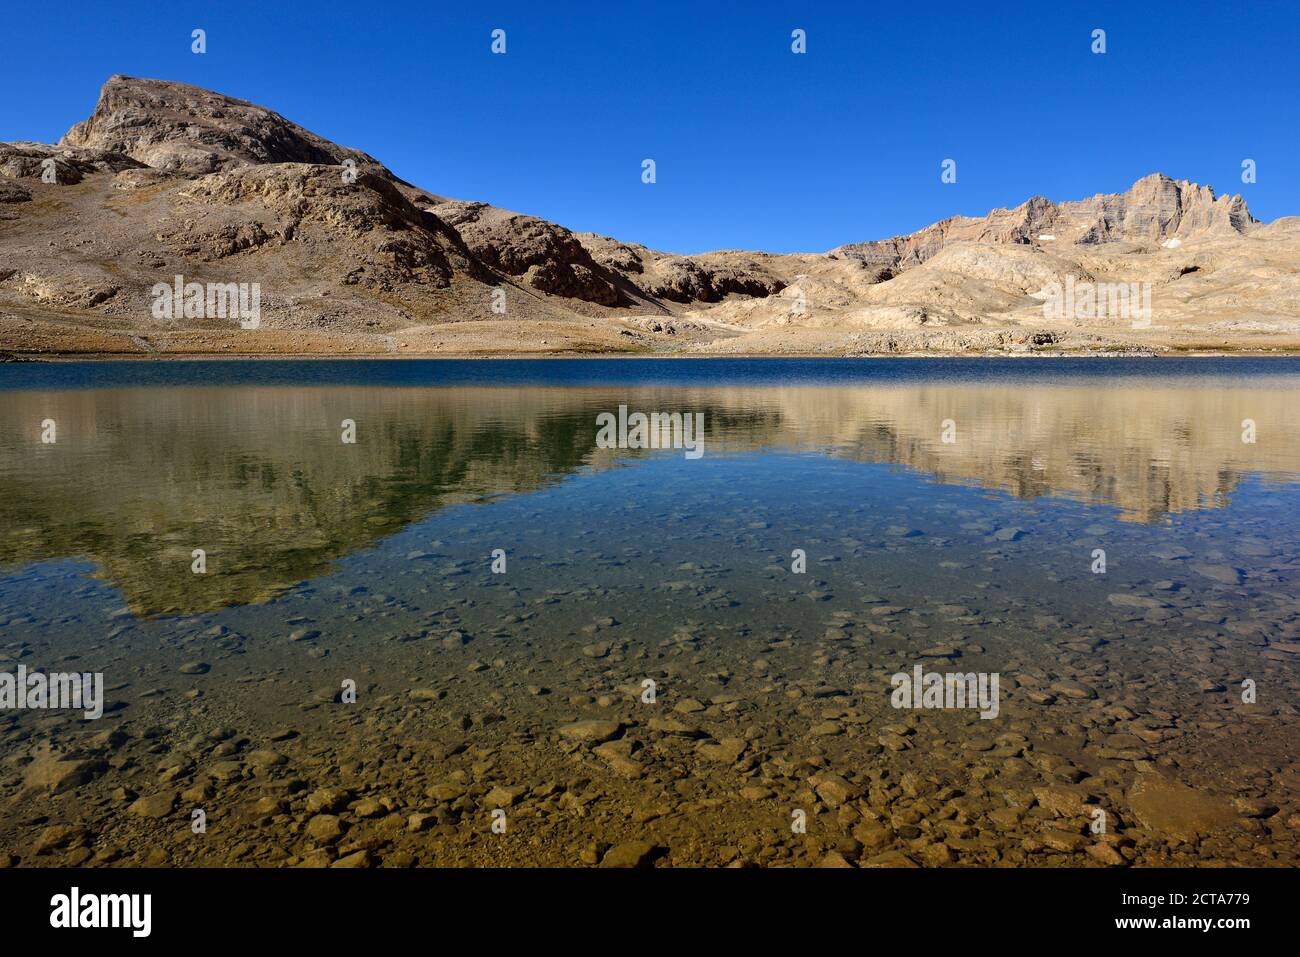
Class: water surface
0,358,1297,867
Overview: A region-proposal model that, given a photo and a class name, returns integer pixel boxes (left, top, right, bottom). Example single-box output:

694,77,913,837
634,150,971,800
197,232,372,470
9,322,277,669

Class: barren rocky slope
2,76,1297,356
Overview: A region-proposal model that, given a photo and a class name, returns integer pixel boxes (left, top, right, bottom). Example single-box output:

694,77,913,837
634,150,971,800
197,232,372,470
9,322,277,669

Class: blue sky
2,1,1295,253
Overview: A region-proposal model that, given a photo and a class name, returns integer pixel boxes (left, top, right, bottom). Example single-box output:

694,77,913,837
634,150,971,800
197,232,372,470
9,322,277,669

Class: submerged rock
1127,775,1237,840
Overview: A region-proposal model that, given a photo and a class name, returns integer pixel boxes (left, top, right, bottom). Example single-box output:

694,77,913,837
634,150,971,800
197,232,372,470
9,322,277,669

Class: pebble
331,850,372,868
426,783,467,802
128,792,177,819
305,815,344,844
1127,775,1237,840
485,785,528,808
648,718,702,737
1086,844,1127,866
558,720,623,744
920,645,960,658
1049,680,1097,700
813,773,861,807
245,750,287,769
599,842,660,868
23,757,98,794
696,738,747,763
1192,564,1243,584
1039,829,1089,853
353,798,386,818
817,850,854,867
34,825,88,854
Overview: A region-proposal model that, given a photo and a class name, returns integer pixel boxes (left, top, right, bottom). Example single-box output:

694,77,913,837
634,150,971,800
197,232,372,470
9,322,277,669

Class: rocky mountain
1,75,1296,356
60,76,382,176
832,174,1257,269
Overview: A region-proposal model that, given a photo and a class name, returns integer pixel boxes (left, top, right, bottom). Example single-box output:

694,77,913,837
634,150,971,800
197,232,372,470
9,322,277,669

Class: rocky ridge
1,75,1296,355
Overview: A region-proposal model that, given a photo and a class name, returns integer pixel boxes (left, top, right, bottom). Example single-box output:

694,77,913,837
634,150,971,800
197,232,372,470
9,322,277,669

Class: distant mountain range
2,75,1297,356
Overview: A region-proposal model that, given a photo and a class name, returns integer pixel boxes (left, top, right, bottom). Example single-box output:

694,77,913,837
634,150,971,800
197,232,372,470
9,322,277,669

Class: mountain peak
832,172,1255,266
59,75,379,176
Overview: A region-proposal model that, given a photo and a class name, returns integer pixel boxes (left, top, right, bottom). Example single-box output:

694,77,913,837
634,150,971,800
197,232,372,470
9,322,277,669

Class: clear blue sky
2,1,1295,254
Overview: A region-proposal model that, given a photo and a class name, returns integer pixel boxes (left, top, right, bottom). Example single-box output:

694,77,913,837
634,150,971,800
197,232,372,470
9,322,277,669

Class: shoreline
6,349,1300,363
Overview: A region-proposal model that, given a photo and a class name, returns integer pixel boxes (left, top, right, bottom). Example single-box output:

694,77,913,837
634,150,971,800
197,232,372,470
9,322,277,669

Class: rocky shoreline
2,448,1296,868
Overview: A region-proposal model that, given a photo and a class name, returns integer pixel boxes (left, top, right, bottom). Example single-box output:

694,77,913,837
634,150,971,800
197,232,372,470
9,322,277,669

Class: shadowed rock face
434,202,630,307
427,202,788,310
0,75,1295,355
171,165,469,289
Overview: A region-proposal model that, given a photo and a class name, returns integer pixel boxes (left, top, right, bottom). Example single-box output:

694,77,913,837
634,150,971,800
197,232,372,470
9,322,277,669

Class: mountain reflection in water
1,361,1297,616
